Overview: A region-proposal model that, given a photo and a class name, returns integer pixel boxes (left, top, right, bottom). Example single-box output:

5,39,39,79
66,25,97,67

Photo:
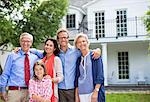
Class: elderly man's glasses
58,36,69,40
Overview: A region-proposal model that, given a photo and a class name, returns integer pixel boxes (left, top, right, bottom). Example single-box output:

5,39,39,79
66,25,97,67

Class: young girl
30,38,63,102
29,61,52,102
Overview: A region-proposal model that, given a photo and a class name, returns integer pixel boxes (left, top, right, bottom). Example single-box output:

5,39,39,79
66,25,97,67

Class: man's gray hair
20,32,33,42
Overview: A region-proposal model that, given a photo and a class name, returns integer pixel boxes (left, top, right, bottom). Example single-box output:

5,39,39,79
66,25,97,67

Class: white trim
101,43,108,86
82,0,99,8
89,37,150,43
69,5,86,15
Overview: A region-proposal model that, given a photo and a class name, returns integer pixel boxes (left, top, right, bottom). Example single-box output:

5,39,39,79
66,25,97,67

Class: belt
8,86,28,90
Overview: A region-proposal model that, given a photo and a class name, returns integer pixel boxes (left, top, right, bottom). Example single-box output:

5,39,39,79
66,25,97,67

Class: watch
94,88,99,92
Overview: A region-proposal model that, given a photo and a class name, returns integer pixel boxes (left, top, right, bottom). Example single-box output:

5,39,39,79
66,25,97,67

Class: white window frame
95,11,105,38
116,9,127,37
66,14,76,29
118,51,129,80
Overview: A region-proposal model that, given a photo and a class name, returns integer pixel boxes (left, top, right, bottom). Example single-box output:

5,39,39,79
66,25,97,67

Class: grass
0,93,150,102
0,99,3,102
106,93,150,102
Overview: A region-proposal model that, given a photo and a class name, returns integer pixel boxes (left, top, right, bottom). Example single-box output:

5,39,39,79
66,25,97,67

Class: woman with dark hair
29,61,52,102
43,38,60,57
41,38,63,102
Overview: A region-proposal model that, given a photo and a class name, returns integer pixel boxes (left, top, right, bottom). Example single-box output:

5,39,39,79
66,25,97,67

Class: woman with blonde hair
74,33,105,102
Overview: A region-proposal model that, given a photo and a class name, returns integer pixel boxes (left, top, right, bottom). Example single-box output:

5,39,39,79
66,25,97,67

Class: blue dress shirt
58,46,81,89
0,49,39,92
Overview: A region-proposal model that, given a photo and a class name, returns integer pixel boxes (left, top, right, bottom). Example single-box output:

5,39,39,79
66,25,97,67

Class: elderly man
0,33,39,102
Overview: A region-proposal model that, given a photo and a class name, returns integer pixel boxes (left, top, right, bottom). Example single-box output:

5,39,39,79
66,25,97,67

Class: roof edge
69,5,86,15
82,0,99,8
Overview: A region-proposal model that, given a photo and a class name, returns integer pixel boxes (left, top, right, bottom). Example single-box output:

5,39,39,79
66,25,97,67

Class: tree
0,0,38,48
22,0,68,47
144,8,150,35
144,7,150,52
0,0,68,49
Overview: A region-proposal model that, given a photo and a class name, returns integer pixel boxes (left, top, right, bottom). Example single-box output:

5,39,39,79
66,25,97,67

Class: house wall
61,7,84,38
86,0,149,38
61,7,84,29
107,41,150,84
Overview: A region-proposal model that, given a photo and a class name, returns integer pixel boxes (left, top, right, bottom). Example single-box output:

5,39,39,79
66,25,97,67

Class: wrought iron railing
68,16,149,40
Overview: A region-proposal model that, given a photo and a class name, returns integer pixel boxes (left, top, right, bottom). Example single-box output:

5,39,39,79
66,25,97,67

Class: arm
0,54,13,101
75,88,80,102
91,84,101,102
30,48,44,59
91,57,104,102
0,54,12,87
76,47,101,59
95,57,104,84
52,57,63,83
13,47,44,58
92,48,101,59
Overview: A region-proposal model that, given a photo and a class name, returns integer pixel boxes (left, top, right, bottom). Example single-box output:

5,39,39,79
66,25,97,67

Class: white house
62,0,150,86
0,0,150,87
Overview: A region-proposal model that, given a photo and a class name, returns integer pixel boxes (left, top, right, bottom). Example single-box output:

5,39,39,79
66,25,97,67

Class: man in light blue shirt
0,33,39,102
57,28,100,102
58,45,80,90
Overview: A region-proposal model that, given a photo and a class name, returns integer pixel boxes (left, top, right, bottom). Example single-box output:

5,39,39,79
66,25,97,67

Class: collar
60,43,74,53
19,48,30,56
81,51,90,59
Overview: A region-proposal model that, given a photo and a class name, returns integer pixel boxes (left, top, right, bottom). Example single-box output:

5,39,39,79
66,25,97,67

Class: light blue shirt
0,49,39,92
58,46,80,89
78,53,94,94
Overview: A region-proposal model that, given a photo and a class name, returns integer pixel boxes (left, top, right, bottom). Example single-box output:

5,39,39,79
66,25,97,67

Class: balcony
68,16,149,42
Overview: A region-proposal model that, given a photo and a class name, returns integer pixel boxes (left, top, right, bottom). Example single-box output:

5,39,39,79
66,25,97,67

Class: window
118,52,129,79
116,10,127,37
66,14,75,28
95,12,105,39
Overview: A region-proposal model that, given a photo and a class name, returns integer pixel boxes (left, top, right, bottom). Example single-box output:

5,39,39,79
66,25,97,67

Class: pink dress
29,76,52,102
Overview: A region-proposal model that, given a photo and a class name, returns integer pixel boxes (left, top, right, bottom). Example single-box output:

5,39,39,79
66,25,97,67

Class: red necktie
24,54,30,86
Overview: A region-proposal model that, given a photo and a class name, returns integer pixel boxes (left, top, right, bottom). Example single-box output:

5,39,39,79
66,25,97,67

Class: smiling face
20,37,32,52
44,40,55,55
34,64,45,80
76,36,89,52
57,31,69,47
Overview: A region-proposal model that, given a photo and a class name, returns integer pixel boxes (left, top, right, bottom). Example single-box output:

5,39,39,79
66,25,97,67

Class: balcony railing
68,16,149,40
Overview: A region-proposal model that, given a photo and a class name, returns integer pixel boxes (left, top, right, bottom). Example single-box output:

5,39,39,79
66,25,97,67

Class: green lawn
0,93,150,102
106,93,150,102
0,99,3,102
